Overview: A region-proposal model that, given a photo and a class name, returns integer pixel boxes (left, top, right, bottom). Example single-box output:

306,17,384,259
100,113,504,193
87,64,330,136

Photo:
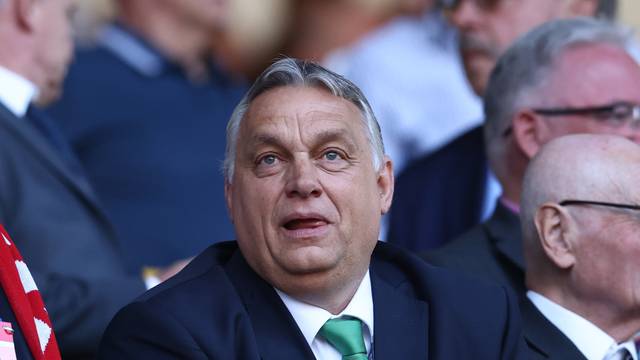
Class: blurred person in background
424,17,640,298
47,0,246,273
325,0,483,175
388,0,618,251
0,0,185,357
520,135,640,359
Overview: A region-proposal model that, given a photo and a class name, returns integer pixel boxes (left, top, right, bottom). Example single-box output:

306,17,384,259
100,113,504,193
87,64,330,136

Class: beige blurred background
619,0,640,29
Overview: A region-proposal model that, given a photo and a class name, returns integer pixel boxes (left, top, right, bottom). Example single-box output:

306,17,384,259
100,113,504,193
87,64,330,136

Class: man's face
32,0,75,105
536,44,640,145
226,86,393,298
447,0,570,95
569,176,640,321
161,0,228,30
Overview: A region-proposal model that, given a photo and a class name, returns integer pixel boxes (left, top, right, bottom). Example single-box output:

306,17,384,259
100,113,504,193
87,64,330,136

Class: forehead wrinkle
306,128,360,154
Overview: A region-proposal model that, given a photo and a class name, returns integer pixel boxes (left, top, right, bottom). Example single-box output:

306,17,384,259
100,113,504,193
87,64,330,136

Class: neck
281,268,367,315
497,144,529,206
536,284,640,342
119,6,212,80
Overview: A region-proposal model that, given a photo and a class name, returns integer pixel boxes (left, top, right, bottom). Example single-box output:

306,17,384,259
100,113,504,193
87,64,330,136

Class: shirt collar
98,23,166,77
528,291,638,360
0,66,38,117
276,270,374,348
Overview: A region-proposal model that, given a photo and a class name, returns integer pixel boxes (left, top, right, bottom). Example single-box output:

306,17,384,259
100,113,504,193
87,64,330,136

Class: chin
278,249,340,276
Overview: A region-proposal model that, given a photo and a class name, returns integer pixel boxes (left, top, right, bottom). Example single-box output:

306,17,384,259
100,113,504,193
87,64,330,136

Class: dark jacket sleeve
98,301,208,360
32,272,146,357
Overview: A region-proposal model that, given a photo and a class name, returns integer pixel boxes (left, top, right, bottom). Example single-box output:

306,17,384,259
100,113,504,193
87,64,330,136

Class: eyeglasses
559,199,640,212
502,101,640,137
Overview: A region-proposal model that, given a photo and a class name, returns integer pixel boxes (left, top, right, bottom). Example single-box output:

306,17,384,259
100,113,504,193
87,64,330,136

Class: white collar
276,271,374,348
528,291,638,360
0,66,38,117
98,25,165,77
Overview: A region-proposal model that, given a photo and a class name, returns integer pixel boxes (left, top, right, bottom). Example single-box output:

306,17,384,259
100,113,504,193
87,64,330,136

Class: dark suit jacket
520,299,587,360
99,241,529,359
387,126,488,251
0,103,146,357
422,202,526,297
423,205,589,359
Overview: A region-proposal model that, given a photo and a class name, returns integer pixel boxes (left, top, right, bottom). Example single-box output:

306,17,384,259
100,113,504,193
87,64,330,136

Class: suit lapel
0,103,106,216
370,268,429,359
520,298,587,359
225,252,316,360
485,202,525,270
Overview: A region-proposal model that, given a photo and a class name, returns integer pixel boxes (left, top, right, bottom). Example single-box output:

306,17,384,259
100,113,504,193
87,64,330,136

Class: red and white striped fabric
0,225,60,360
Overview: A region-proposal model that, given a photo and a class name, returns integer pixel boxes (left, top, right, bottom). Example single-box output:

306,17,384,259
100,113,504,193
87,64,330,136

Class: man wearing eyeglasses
423,17,640,296
520,134,640,359
388,0,619,250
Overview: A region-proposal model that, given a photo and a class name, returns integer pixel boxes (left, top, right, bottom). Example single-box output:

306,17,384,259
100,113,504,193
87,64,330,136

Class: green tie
318,317,368,360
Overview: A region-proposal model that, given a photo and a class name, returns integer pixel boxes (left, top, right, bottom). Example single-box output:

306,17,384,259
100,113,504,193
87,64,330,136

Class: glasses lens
594,103,633,127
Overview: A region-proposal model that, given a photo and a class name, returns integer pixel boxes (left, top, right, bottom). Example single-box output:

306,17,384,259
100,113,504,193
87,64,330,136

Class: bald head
521,134,640,247
522,134,640,263
521,134,640,340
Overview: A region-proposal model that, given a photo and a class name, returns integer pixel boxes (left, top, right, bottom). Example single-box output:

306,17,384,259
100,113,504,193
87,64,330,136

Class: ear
512,110,548,160
534,203,576,269
565,0,598,17
14,0,39,32
224,180,234,224
377,156,394,215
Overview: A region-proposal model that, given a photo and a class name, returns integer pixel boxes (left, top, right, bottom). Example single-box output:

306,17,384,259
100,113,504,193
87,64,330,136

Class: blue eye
260,155,278,165
324,151,341,161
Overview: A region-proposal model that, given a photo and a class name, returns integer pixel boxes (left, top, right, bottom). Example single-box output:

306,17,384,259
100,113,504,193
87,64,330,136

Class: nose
284,156,322,199
448,1,484,31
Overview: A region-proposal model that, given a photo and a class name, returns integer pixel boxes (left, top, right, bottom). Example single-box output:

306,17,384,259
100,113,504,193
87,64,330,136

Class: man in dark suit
520,134,640,359
46,0,246,272
99,58,528,359
0,0,185,357
387,0,618,250
424,17,640,295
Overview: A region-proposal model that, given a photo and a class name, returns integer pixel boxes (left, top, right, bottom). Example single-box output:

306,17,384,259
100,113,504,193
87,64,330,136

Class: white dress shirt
0,66,38,118
528,291,638,360
276,271,374,360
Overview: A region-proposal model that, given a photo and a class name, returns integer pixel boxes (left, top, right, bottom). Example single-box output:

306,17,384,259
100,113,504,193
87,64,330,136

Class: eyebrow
245,128,360,155
309,129,360,153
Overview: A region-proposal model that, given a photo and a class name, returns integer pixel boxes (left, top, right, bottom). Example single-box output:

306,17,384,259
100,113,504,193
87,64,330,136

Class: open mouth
280,214,331,238
283,218,328,230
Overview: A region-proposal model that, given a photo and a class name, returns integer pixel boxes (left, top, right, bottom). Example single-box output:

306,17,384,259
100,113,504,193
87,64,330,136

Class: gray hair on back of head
483,17,633,174
223,58,385,183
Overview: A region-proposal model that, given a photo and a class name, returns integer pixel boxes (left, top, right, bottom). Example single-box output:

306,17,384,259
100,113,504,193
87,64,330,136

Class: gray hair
223,58,385,182
483,17,633,176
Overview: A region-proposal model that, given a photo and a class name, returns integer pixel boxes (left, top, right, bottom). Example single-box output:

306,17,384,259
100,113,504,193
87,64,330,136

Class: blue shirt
47,24,246,270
